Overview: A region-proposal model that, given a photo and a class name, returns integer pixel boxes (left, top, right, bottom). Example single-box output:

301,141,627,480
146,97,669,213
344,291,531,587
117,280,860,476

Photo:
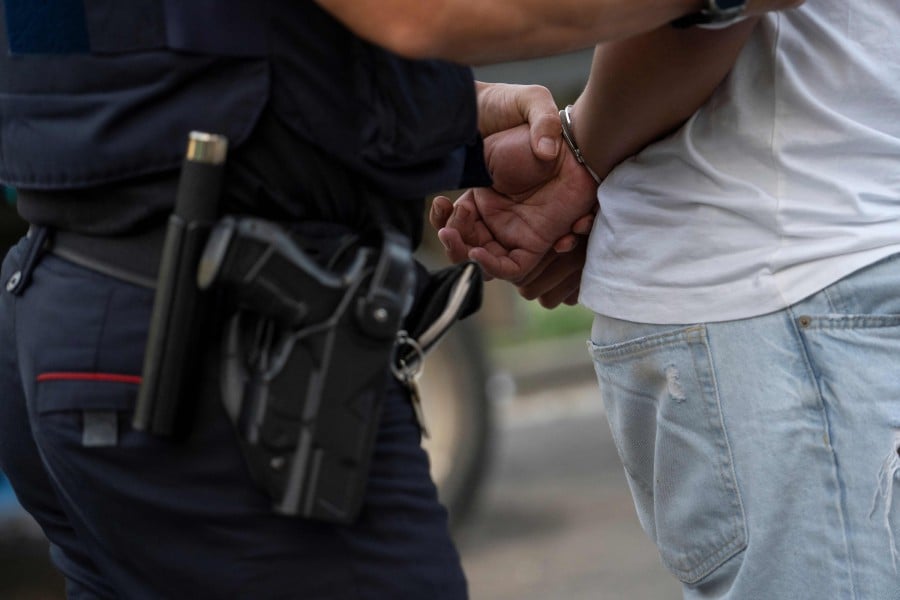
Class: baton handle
133,132,228,436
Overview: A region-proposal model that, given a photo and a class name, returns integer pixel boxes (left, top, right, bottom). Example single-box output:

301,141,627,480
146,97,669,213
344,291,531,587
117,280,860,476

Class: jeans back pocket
589,325,746,584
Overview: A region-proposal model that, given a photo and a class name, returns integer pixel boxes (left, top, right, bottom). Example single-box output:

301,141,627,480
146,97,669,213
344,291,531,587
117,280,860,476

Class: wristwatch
671,0,747,28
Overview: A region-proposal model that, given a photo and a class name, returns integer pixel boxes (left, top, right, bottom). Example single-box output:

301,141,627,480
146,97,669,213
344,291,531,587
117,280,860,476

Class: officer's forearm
313,0,799,64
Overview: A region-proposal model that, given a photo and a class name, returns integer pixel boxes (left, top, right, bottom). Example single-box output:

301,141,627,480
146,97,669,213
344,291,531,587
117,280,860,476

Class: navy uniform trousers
0,230,467,599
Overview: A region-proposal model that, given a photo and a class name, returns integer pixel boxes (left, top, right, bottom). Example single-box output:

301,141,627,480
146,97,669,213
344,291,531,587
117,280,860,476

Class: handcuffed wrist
559,105,602,185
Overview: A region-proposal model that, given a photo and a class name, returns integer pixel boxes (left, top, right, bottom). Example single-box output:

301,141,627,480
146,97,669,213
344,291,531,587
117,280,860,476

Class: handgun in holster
133,134,483,524
196,216,416,523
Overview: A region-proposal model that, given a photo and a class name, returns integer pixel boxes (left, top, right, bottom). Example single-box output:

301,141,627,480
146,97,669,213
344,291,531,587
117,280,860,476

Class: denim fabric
0,235,466,599
589,253,900,599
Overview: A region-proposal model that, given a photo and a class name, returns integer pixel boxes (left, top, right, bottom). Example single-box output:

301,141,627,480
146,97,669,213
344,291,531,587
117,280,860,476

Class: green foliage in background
490,297,593,348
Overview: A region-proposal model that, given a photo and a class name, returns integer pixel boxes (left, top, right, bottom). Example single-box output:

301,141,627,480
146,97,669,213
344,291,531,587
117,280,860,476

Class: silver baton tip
186,131,229,165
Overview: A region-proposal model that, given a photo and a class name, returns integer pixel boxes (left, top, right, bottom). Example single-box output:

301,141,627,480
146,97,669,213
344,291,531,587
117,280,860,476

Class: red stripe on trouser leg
36,372,142,385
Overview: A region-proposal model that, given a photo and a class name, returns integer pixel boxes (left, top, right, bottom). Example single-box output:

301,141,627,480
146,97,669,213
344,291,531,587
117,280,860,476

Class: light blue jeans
588,253,900,599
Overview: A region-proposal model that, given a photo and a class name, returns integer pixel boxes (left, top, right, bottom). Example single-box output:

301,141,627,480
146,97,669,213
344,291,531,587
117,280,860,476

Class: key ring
391,330,425,383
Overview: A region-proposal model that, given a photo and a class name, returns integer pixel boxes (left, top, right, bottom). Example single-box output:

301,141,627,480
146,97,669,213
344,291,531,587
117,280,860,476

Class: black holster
132,132,482,524
199,216,415,523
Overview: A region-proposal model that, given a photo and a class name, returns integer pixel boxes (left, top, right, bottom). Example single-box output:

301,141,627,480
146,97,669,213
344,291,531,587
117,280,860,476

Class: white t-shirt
579,3,900,324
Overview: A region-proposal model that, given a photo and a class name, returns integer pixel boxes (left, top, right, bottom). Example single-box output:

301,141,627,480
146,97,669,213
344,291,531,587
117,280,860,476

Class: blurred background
0,50,680,599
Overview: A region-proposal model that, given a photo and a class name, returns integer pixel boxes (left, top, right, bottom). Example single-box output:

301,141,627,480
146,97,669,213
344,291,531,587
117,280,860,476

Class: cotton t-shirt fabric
580,2,900,324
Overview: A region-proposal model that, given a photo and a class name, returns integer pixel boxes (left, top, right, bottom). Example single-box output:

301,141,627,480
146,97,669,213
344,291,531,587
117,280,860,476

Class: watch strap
671,0,746,29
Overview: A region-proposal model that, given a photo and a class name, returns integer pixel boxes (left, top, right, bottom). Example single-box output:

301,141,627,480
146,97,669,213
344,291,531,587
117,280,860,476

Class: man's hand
430,123,598,282
515,241,588,308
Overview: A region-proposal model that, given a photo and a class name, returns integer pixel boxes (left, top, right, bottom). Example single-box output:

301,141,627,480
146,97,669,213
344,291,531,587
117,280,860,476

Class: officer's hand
475,82,562,162
430,124,597,282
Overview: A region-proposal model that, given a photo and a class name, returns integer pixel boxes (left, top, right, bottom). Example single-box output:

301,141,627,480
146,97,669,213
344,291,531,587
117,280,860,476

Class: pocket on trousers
589,325,746,584
36,377,140,449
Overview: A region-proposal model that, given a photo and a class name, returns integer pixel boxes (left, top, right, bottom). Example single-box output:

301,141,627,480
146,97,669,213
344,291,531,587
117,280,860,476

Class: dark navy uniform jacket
0,0,491,239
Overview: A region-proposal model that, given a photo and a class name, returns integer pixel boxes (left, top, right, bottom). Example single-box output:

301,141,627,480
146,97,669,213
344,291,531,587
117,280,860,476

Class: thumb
513,85,561,161
476,82,560,166
528,110,562,162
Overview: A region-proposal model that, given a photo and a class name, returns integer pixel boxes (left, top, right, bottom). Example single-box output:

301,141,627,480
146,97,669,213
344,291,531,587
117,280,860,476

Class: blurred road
455,341,681,600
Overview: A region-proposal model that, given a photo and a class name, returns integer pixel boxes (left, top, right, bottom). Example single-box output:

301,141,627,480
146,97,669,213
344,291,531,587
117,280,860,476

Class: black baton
133,131,228,436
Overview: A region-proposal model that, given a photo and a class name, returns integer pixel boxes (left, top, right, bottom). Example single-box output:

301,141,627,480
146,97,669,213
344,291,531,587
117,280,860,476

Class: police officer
0,0,802,598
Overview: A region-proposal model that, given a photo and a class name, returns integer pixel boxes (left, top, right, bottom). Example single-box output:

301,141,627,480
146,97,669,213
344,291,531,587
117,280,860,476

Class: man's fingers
518,243,587,301
552,234,579,254
469,245,541,282
443,191,486,245
437,227,472,264
518,255,578,300
434,191,488,263
571,212,596,236
561,287,580,306
515,251,556,288
444,197,472,230
536,271,582,309
429,195,454,230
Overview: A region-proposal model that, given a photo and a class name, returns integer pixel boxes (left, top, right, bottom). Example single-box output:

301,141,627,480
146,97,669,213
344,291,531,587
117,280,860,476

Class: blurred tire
419,317,494,528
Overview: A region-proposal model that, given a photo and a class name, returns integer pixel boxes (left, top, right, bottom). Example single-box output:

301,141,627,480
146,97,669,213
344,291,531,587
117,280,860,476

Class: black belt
17,181,175,289
49,226,167,289
47,218,364,290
